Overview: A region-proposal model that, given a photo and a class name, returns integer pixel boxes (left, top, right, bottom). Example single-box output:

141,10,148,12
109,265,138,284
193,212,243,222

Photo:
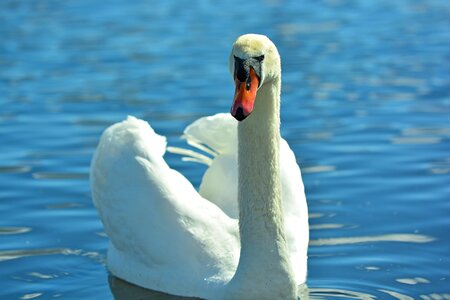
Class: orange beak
230,68,259,121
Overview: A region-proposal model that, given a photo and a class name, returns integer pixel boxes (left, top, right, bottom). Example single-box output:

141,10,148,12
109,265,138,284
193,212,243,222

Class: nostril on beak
234,107,247,121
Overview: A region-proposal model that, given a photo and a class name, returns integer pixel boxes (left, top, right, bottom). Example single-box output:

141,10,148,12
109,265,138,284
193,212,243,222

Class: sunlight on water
378,289,414,300
0,248,104,264
0,227,31,235
309,233,435,246
395,277,430,285
19,293,43,300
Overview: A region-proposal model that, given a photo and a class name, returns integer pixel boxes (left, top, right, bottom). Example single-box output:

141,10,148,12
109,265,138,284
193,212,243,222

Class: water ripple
310,224,345,230
0,166,31,174
0,227,31,235
379,289,414,300
302,166,336,174
308,288,375,300
391,137,442,145
20,293,42,300
419,293,450,300
32,172,89,180
0,248,104,264
26,272,57,279
309,233,435,246
1,0,449,298
396,277,431,285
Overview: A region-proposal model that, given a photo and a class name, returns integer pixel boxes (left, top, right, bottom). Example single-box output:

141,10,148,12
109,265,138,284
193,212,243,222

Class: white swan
91,34,309,300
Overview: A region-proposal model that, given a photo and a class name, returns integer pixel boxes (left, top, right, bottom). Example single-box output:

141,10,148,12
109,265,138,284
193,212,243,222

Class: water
1,0,449,299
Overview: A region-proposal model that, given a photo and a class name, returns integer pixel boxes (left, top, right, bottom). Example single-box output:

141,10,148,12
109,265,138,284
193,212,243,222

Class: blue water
1,0,449,299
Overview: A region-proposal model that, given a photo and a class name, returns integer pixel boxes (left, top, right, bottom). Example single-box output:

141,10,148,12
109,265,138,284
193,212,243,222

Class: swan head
229,34,281,121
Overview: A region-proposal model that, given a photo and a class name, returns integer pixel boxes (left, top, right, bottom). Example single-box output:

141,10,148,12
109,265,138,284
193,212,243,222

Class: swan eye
254,55,264,62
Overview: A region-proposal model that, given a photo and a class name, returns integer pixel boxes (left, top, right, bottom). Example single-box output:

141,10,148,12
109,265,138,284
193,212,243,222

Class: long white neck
225,78,296,300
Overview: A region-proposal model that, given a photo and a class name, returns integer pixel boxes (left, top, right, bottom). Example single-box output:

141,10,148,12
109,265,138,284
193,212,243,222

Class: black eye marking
234,56,248,82
233,55,263,86
254,55,264,62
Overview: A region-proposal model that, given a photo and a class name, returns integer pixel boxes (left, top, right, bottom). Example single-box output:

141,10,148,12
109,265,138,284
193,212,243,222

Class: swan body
91,34,309,299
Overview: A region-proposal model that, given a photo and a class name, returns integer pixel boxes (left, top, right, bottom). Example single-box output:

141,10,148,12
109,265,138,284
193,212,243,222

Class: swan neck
229,78,296,299
238,78,285,256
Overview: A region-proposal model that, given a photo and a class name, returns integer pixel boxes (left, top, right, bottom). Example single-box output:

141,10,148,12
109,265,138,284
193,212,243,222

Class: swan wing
180,113,309,284
279,138,309,284
181,113,239,218
90,116,239,299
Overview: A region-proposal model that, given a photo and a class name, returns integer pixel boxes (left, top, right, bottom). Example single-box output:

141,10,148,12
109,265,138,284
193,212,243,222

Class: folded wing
90,116,239,299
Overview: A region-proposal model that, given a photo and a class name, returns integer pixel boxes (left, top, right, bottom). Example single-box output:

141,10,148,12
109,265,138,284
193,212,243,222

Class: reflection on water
1,0,449,299
109,275,200,300
110,275,380,300
111,276,433,300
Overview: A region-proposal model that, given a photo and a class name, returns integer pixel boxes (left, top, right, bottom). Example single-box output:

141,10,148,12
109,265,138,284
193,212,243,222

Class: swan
91,34,309,300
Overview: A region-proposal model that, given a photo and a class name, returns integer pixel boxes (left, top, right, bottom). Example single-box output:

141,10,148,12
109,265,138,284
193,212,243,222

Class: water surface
1,0,449,299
